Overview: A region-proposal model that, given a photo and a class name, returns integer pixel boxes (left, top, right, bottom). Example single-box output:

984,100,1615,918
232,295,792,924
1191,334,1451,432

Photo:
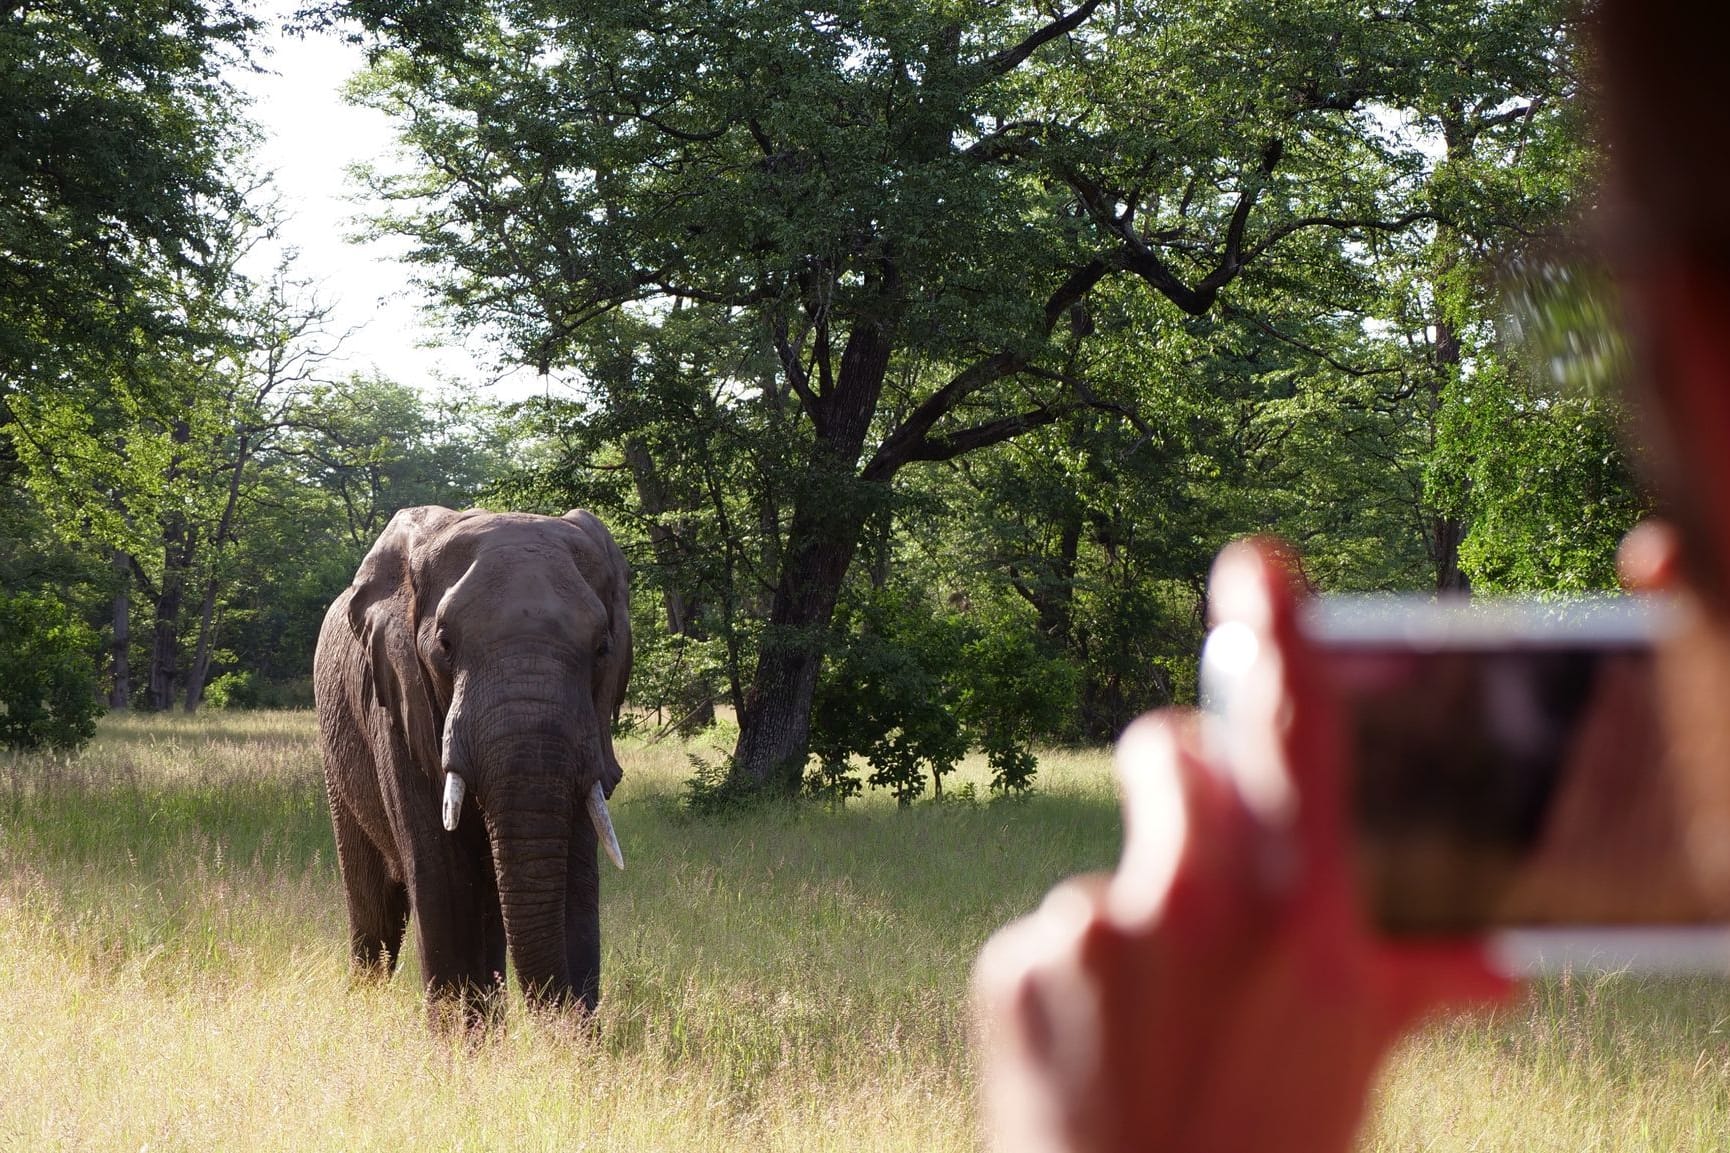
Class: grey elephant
313,505,630,1023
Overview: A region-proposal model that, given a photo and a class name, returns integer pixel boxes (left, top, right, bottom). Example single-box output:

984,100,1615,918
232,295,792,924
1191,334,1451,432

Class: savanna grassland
4,713,1730,1152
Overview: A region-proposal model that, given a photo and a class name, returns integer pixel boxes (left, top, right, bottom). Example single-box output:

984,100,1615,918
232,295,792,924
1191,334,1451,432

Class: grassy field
4,713,1730,1150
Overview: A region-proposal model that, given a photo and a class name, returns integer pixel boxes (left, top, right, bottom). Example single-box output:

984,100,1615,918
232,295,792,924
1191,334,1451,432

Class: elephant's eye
595,638,611,659
436,628,452,654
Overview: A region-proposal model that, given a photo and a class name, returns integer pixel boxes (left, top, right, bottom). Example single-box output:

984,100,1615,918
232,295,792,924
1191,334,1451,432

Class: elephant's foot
425,974,508,1037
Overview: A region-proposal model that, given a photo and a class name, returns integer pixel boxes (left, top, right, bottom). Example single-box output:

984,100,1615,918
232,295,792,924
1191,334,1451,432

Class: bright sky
230,17,557,404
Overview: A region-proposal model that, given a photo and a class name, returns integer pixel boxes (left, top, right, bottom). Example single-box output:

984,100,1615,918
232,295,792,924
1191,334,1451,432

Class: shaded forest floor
3,712,1730,1150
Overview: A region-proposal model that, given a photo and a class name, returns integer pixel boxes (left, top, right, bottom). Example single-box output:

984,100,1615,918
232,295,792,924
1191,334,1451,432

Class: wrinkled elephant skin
313,506,631,1025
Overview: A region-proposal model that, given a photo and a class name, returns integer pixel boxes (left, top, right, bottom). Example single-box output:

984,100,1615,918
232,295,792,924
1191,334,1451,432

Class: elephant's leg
401,858,485,1031
329,795,409,975
564,811,602,1013
454,820,507,1025
396,815,502,1029
360,720,478,1013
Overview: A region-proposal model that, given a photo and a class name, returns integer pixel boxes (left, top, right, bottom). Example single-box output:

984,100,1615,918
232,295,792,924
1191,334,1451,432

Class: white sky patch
229,11,562,405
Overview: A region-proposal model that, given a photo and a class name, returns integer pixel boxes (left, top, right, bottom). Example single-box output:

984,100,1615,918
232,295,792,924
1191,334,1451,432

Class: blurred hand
972,538,1511,1153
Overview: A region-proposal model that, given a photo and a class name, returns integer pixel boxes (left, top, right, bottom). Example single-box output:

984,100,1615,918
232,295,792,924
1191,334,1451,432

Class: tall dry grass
0,712,1118,1150
5,712,1730,1150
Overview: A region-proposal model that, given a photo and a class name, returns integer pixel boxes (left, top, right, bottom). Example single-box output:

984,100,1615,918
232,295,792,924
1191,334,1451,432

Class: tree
488,303,791,734
5,202,346,711
330,0,1588,793
1,0,261,714
284,373,509,541
0,0,256,399
1427,264,1645,591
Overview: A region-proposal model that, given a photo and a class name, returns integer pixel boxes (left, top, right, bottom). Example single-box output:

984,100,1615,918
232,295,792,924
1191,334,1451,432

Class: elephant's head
346,506,631,1006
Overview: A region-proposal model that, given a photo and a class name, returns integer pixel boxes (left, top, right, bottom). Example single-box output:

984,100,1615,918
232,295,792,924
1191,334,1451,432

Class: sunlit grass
0,712,1119,1150
1368,972,1730,1151
7,714,1730,1149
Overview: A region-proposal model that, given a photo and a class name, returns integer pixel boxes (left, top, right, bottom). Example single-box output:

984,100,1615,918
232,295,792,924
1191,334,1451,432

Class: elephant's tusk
442,772,466,832
588,781,624,870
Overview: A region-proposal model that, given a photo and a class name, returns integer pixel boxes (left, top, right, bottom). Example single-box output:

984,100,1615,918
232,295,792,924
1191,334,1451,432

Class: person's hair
1595,0,1730,268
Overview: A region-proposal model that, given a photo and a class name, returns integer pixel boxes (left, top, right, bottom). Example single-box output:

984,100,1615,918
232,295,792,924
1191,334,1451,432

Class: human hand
971,538,1511,1153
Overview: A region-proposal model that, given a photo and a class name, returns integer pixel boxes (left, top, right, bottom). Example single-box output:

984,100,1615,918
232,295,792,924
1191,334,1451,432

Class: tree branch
1023,366,1162,442
1220,302,1404,379
982,0,1105,76
863,351,1022,481
962,119,1048,164
864,255,1111,480
1240,209,1444,267
1196,137,1283,294
772,317,822,425
896,402,1076,464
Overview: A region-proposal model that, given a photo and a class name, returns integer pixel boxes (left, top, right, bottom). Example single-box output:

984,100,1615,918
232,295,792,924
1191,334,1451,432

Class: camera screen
1332,641,1730,933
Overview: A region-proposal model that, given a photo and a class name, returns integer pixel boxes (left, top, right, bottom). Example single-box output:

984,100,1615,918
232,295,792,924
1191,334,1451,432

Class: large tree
0,0,256,398
331,0,1585,792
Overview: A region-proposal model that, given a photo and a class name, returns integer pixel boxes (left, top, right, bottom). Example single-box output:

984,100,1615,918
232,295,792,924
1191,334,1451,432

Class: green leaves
0,590,103,751
0,0,256,396
327,0,1609,785
808,582,1076,804
1429,358,1645,593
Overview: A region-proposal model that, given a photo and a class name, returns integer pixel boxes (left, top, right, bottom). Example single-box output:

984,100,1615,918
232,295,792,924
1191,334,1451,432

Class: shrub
202,670,257,709
807,586,1078,804
0,590,103,751
955,623,1078,796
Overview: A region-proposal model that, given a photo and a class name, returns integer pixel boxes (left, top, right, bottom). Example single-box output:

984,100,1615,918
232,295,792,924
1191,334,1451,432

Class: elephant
313,505,631,1023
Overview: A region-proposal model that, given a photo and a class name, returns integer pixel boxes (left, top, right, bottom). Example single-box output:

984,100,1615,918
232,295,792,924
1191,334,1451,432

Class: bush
202,670,257,709
809,587,969,806
807,586,1078,804
0,590,103,751
955,624,1078,796
625,599,728,736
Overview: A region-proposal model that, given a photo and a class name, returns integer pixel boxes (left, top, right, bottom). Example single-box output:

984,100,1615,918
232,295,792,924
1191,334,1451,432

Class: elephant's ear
347,505,456,773
562,508,633,792
560,508,631,673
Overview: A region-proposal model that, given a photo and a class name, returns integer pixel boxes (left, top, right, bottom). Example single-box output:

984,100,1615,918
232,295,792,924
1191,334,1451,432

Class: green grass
6,713,1730,1150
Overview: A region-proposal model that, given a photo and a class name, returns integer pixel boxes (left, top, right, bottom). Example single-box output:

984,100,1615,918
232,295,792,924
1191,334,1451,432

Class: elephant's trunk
489,786,575,1001
463,687,610,1011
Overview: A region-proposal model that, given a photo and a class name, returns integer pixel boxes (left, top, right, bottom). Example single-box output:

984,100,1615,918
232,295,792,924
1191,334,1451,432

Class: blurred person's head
1592,0,1730,892
1595,0,1730,600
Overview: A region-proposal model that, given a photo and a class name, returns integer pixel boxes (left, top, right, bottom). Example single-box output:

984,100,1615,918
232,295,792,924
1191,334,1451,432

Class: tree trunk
1011,503,1081,650
731,308,897,793
1432,514,1471,594
1429,316,1471,595
731,494,876,792
183,434,249,713
623,439,715,731
183,577,220,713
109,548,131,710
1426,117,1477,597
147,518,194,711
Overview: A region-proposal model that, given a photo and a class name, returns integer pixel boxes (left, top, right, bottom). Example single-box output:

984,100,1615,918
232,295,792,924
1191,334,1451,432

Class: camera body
1200,594,1730,973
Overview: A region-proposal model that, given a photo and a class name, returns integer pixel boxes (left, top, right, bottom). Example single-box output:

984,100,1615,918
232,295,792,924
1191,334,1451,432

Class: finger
1207,539,1350,888
1109,713,1197,926
1205,541,1302,829
972,875,1113,1060
1618,518,1683,591
1109,711,1258,934
971,877,1116,1150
